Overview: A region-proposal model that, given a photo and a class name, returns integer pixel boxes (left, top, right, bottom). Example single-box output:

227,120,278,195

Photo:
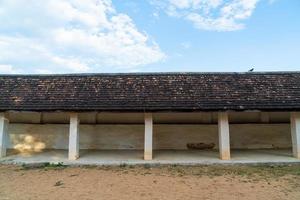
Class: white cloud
0,0,165,73
181,42,191,49
0,64,21,74
35,69,54,74
151,0,260,31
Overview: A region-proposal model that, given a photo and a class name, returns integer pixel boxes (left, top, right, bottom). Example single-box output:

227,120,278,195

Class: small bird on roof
248,68,254,72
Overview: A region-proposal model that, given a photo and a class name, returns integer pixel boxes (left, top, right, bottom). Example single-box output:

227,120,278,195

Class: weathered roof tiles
0,72,300,112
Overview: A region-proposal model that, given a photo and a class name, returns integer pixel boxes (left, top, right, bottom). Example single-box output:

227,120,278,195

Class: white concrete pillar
291,112,300,159
68,113,80,160
144,113,153,160
218,112,230,160
0,113,9,158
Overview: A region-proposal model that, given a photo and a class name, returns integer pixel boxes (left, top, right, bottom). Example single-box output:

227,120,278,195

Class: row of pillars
0,112,300,160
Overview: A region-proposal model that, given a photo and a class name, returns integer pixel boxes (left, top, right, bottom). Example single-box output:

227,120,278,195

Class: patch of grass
162,164,300,180
119,163,128,168
82,165,98,169
143,164,151,169
19,162,300,180
44,162,65,168
106,164,300,180
21,162,66,170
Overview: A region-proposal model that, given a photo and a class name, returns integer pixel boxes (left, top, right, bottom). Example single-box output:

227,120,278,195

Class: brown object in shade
187,143,215,150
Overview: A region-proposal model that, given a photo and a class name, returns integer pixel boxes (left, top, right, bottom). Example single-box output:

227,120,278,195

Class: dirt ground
0,164,300,200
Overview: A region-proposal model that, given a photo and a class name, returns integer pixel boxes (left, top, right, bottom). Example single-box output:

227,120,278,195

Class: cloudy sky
0,0,299,74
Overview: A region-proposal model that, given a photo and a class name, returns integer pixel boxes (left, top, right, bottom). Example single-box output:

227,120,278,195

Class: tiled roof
0,72,300,112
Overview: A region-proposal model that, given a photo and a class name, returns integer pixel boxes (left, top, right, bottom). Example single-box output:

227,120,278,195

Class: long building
0,72,300,164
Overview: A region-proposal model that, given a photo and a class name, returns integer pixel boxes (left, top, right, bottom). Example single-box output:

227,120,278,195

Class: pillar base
293,153,300,160
144,152,152,160
220,150,231,160
68,155,79,161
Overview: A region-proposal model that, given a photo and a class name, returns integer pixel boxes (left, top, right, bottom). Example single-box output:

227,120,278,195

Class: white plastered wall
5,111,292,153
7,124,291,152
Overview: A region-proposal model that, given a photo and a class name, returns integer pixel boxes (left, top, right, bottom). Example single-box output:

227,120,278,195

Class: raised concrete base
0,149,300,166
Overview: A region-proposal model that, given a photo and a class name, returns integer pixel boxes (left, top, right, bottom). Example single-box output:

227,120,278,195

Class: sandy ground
0,164,300,200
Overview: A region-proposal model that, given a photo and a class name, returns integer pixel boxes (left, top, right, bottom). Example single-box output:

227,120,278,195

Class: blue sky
0,0,299,74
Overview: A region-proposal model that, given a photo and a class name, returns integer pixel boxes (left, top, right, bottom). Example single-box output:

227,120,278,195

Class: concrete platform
0,149,299,166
